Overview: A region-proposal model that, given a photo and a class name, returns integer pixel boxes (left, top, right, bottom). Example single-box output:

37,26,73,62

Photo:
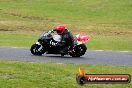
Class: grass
0,60,131,88
0,0,132,50
87,35,132,51
0,31,38,47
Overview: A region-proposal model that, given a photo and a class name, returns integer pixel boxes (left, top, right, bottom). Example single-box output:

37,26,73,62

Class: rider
50,25,74,54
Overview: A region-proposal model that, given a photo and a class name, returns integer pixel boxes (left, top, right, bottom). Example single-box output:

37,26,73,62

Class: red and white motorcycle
30,31,90,57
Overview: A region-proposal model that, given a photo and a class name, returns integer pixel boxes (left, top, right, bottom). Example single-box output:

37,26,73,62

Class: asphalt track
0,47,132,66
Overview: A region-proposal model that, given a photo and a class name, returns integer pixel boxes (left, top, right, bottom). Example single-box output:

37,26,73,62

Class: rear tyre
70,44,87,57
30,44,45,56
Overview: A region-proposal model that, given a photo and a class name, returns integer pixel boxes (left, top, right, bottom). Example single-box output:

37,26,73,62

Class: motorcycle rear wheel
70,44,87,57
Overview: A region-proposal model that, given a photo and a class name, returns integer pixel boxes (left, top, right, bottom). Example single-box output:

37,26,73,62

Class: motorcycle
30,30,90,57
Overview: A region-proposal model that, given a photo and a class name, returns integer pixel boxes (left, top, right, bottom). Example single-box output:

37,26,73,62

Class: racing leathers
51,29,74,54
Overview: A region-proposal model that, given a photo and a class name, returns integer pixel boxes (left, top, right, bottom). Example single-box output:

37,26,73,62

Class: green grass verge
87,35,132,51
0,60,132,88
0,32,38,47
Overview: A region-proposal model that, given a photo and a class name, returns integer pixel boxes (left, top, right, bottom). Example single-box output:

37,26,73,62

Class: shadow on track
31,54,86,59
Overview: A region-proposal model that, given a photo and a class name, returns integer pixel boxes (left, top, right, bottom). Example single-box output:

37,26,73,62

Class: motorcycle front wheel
30,44,45,56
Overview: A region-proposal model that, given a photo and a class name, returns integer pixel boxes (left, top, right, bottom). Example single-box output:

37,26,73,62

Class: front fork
35,42,43,51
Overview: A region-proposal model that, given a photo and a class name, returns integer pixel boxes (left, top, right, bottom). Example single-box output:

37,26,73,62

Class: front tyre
30,44,44,56
70,44,87,57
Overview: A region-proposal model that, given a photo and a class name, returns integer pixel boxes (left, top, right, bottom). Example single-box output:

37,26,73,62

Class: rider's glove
50,40,58,46
51,29,56,33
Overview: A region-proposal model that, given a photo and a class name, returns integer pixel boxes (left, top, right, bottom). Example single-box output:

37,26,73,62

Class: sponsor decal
76,66,131,85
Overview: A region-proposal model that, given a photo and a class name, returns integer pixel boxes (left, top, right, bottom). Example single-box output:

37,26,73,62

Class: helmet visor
56,30,62,34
